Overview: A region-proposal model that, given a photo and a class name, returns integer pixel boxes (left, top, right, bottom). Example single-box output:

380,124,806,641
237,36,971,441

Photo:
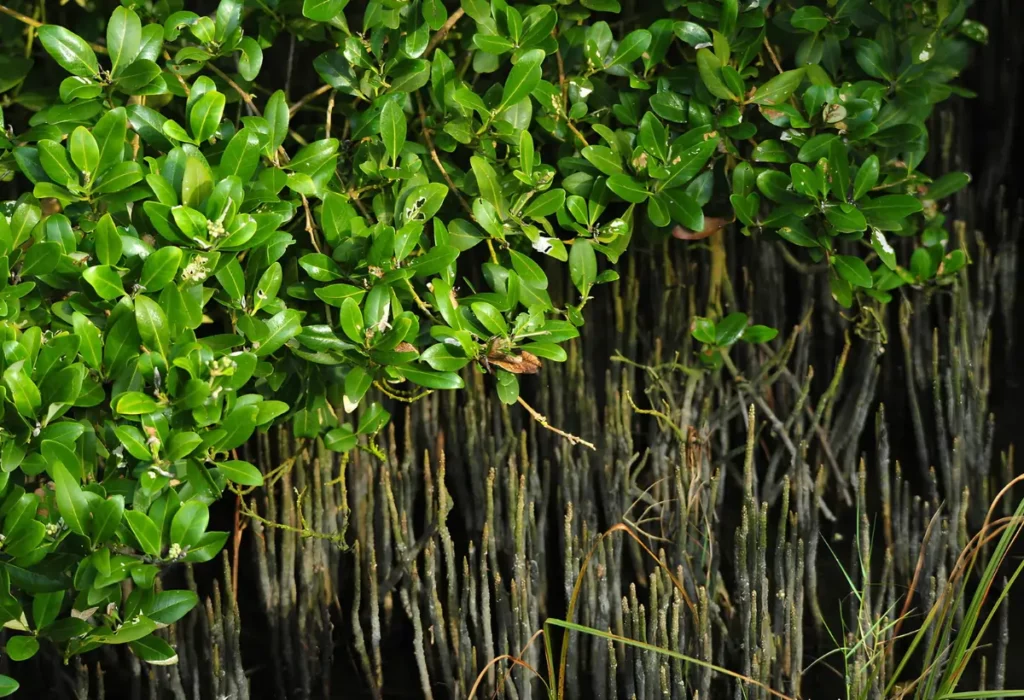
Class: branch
425,7,465,56
516,396,596,450
207,62,260,116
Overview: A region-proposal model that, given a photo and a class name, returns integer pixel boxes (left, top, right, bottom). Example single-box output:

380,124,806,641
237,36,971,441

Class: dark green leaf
750,68,805,106
833,255,873,288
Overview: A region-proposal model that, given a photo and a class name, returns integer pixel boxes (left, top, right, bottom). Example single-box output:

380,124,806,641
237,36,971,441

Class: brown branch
763,37,785,74
425,7,465,56
207,62,260,116
516,396,596,450
415,91,473,216
289,83,332,117
300,194,322,253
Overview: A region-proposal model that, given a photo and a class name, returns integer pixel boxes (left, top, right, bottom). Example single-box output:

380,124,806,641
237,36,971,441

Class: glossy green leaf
107,7,142,77
380,99,407,163
834,254,873,288
125,510,162,557
750,68,805,106
83,265,126,300
216,460,264,486
51,463,89,536
499,49,544,111
38,25,99,77
190,90,226,143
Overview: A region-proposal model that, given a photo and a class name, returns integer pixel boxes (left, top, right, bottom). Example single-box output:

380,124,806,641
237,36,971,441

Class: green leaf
777,221,818,247
524,189,565,218
51,462,89,536
927,172,971,201
569,240,598,295
471,302,508,336
107,7,142,77
92,496,125,544
216,460,264,486
399,366,464,390
871,229,898,270
696,49,734,100
0,675,19,697
509,250,548,289
237,36,263,82
742,325,779,343
303,0,346,22
140,247,182,292
3,362,40,418
69,126,100,175
38,25,99,77
70,312,102,372
610,29,651,67
6,636,39,661
388,59,430,94
380,99,407,163
499,49,544,112
33,591,64,630
146,590,199,625
661,189,704,231
182,531,229,563
115,59,162,94
129,635,179,665
218,128,261,181
829,138,850,202
833,255,873,288
852,155,879,200
340,297,365,344
135,295,171,359
91,162,142,196
473,34,514,55
797,134,839,163
315,283,366,307
859,195,923,224
218,406,259,450
854,39,890,80
824,205,867,233
715,312,748,346
581,145,623,176
37,140,78,186
21,241,61,277
691,317,716,344
265,90,289,152
125,510,162,557
83,265,126,300
661,135,719,190
324,426,358,452
750,68,805,106
94,213,122,266
471,156,506,218
607,174,649,203
116,391,159,415
422,0,447,30
190,90,226,143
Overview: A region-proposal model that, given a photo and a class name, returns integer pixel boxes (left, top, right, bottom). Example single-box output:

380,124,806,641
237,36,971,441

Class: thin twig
300,194,322,253
425,7,465,56
0,3,40,27
325,89,336,139
207,62,260,116
289,84,332,116
763,37,785,74
415,91,473,215
516,395,595,450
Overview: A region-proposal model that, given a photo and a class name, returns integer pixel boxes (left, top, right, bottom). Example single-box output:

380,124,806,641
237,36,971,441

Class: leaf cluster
0,0,982,687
